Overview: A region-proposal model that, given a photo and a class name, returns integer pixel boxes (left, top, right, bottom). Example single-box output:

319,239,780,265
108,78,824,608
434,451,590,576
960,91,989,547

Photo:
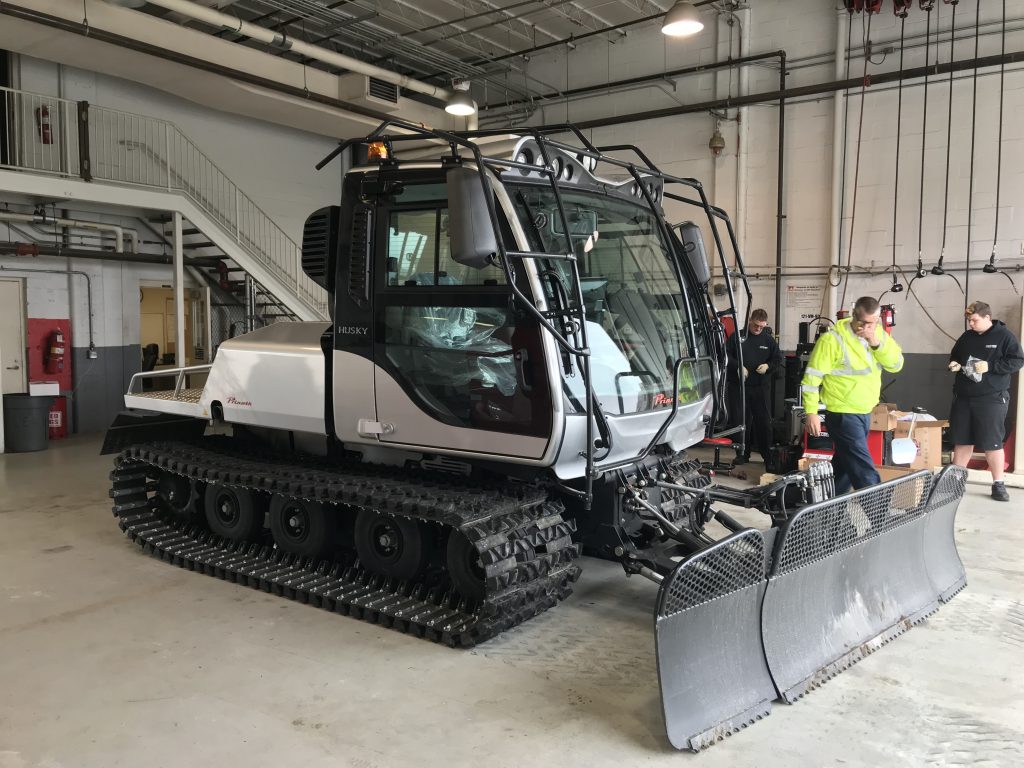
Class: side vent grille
302,206,339,291
368,78,399,104
348,208,372,308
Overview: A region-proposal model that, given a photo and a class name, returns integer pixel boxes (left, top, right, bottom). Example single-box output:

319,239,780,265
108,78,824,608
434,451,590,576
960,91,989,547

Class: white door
0,279,27,394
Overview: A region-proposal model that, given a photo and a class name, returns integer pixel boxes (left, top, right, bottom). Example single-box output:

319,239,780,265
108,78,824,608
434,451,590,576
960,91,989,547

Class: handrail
0,85,327,320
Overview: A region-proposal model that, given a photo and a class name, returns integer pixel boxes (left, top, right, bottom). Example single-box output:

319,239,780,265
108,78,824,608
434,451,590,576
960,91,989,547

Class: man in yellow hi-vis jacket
801,296,904,493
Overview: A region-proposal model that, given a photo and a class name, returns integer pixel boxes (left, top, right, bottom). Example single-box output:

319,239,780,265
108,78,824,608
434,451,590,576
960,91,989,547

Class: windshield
509,183,712,416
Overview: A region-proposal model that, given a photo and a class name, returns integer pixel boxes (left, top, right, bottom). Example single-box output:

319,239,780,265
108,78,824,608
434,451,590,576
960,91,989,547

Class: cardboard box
876,464,928,508
892,419,948,470
870,402,899,431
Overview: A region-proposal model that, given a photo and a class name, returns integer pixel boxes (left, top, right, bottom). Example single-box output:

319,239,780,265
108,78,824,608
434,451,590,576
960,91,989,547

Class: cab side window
378,189,549,437
387,207,505,287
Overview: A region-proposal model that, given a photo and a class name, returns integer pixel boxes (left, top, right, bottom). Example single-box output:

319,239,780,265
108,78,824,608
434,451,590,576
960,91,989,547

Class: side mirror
675,222,711,287
447,166,499,269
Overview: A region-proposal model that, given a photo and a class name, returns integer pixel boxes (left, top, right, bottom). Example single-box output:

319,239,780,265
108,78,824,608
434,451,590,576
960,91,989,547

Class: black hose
836,10,855,290
936,1,959,276
839,10,876,312
990,0,1006,267
892,12,908,293
964,2,981,317
914,5,933,281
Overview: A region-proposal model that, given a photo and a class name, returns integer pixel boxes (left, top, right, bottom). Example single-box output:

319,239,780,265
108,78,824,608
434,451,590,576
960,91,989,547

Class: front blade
655,528,776,751
762,471,940,702
922,465,968,602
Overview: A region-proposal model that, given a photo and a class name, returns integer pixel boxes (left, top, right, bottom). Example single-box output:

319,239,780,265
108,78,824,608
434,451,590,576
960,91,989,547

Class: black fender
100,410,206,455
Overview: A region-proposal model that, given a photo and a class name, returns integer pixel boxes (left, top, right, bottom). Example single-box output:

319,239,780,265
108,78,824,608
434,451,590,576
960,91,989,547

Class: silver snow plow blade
655,528,776,751
655,466,968,750
762,468,942,702
923,465,968,602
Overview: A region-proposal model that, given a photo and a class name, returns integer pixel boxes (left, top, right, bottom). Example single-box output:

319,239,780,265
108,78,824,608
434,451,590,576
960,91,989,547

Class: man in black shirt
727,308,784,463
948,301,1024,501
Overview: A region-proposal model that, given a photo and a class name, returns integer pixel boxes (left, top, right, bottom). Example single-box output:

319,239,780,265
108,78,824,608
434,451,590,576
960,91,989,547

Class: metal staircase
0,85,328,321
151,215,300,326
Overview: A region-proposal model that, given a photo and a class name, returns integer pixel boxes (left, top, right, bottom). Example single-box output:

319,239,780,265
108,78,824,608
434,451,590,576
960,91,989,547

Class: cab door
369,172,554,460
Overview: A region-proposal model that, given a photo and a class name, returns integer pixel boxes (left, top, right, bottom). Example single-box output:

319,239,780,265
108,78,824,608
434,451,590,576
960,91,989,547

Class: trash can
3,394,54,452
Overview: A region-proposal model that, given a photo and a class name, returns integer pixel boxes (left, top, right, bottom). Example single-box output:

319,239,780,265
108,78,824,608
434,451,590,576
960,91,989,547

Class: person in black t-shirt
948,301,1024,501
726,308,784,463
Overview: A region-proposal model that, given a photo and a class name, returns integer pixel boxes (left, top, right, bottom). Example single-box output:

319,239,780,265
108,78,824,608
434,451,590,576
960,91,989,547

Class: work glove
975,360,988,375
742,367,749,380
948,361,962,372
756,363,769,375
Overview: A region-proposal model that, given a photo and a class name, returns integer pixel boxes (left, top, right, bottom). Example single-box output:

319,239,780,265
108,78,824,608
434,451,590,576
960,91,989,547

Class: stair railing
0,85,327,320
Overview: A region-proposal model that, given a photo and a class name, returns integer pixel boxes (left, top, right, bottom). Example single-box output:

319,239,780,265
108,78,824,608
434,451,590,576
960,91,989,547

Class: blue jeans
824,412,880,494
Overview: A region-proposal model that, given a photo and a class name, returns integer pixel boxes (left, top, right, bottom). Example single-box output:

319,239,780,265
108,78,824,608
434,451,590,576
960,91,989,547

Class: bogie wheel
269,496,338,560
354,511,428,581
155,471,200,519
446,531,486,602
203,483,265,542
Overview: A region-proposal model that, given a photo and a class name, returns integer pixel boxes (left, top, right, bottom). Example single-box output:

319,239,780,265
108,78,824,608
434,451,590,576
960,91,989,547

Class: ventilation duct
339,74,401,112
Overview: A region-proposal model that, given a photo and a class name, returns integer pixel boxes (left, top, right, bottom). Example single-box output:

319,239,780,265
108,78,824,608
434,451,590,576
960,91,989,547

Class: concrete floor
1,436,1022,768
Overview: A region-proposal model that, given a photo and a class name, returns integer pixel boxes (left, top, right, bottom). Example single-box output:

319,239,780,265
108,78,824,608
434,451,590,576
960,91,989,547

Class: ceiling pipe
0,3,403,125
451,0,719,73
0,241,219,265
486,50,784,111
0,211,136,252
134,0,454,101
570,49,1024,130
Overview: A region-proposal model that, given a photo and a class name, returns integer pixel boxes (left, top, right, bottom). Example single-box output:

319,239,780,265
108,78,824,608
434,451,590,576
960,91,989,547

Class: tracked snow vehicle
103,120,967,750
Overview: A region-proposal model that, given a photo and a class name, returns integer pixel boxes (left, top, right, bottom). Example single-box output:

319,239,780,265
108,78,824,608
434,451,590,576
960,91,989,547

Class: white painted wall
515,2,1024,353
17,56,342,242
4,54,345,349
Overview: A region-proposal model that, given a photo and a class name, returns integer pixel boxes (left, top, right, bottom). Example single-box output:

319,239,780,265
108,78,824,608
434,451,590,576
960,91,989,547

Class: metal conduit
0,264,96,354
0,211,137,252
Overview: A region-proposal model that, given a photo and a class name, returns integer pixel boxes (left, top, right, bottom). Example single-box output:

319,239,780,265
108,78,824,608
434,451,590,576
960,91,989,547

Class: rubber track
110,442,582,647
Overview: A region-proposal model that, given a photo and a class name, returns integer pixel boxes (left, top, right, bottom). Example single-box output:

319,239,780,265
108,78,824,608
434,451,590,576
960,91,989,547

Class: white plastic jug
890,414,919,466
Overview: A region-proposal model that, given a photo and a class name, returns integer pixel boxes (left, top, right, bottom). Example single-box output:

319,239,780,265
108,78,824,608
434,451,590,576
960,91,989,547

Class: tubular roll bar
316,118,753,504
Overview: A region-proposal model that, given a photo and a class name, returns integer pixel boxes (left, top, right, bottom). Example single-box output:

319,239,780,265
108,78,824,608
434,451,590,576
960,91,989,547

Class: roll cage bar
317,119,752,506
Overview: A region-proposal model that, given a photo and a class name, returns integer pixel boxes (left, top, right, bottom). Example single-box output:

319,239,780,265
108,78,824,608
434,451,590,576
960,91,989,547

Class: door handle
5,364,19,370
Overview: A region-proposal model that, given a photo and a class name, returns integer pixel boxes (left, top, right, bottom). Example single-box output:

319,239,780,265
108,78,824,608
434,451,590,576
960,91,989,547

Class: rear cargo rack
124,365,211,417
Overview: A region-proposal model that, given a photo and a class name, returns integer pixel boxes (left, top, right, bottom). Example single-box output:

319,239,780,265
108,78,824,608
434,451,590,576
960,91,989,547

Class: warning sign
785,284,820,310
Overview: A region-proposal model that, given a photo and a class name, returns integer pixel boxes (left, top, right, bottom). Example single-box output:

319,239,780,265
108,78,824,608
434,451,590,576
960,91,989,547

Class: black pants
825,412,880,495
726,382,772,458
744,386,772,459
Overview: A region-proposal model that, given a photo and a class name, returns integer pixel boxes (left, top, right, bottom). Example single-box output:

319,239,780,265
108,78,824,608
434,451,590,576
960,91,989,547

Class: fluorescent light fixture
445,82,477,116
662,1,704,37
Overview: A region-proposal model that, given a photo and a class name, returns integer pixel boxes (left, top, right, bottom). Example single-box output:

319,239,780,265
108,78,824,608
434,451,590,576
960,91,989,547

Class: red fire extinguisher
45,329,65,375
35,105,53,145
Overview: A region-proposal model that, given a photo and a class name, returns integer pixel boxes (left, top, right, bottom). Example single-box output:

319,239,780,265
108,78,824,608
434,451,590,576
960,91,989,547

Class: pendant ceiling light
662,1,704,37
445,82,477,117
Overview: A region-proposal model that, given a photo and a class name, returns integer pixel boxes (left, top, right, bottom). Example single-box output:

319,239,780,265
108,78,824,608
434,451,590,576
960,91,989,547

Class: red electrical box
48,396,67,440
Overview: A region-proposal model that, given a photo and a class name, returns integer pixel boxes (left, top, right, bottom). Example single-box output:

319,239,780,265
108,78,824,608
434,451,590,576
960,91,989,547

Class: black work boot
991,481,1010,502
